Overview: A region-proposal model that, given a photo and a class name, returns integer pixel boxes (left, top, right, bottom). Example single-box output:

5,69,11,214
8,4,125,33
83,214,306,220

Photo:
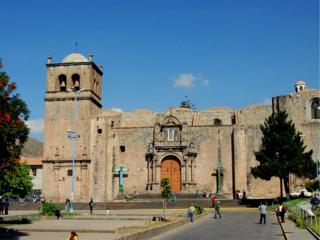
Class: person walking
258,201,267,224
0,197,3,215
4,197,9,215
195,190,199,199
172,192,177,202
187,203,196,222
67,231,79,240
89,198,94,214
211,194,217,208
276,202,286,223
214,200,222,218
65,198,71,212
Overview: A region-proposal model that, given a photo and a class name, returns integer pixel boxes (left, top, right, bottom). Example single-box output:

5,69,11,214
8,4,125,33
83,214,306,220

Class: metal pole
318,161,320,197
67,88,84,212
70,90,77,212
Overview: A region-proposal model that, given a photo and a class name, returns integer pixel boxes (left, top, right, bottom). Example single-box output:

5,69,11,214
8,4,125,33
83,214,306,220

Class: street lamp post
318,107,320,197
67,87,85,212
317,160,320,197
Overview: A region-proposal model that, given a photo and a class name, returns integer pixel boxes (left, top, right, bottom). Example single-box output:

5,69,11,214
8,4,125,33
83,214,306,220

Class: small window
214,118,222,126
97,128,102,134
167,128,175,141
111,121,114,127
67,169,73,176
120,145,126,152
32,168,37,176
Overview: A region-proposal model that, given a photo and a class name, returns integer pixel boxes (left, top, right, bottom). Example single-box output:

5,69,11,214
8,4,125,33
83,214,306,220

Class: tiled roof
20,157,43,166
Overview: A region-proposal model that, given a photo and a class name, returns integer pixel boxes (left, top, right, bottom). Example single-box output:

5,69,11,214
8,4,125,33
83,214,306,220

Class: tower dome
62,53,89,63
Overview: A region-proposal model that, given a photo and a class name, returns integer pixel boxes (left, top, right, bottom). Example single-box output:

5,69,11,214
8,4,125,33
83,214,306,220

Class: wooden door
161,157,181,193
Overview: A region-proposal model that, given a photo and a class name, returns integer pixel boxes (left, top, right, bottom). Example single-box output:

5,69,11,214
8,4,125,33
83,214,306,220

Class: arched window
311,98,320,119
72,74,80,91
214,118,222,126
166,128,175,141
58,74,67,91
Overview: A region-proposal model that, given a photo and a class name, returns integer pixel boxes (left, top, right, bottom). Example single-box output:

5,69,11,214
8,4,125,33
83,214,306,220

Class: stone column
147,157,151,183
185,157,189,183
152,157,157,182
190,156,194,182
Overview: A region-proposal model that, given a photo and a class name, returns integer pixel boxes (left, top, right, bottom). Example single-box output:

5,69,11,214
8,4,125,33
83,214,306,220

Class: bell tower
42,52,103,202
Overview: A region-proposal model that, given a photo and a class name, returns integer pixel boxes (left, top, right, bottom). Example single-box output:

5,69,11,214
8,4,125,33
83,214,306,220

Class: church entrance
161,156,181,193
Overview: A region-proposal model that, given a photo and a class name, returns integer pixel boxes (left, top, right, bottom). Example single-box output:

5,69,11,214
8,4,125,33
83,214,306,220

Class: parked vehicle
290,188,313,197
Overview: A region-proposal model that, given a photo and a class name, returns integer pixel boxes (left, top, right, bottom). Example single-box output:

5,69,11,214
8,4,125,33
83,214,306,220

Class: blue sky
1,0,319,140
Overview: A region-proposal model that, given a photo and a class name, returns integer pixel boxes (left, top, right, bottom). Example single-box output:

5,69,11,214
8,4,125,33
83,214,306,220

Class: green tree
0,70,31,199
1,163,33,199
251,110,316,198
161,178,172,199
160,178,172,220
180,96,196,110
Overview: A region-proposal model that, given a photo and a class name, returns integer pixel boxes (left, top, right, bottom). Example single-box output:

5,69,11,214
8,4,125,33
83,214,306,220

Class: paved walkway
280,215,317,240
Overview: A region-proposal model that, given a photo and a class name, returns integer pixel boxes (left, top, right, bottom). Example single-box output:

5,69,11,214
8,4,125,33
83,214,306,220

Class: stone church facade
42,53,320,202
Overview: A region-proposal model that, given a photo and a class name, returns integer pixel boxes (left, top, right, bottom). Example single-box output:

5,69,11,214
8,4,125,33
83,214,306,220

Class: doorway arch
161,156,181,193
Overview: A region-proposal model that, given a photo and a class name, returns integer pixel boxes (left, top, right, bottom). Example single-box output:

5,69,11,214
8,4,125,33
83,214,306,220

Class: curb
113,213,208,240
0,228,115,233
275,211,288,240
306,227,320,240
62,217,150,221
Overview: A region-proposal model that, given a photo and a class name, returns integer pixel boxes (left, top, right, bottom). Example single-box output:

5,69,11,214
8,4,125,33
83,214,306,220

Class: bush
306,180,319,192
41,202,57,216
296,215,304,228
288,211,297,221
193,203,203,215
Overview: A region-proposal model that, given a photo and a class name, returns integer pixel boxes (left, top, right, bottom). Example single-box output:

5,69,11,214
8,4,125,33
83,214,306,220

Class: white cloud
111,108,123,112
202,79,210,86
26,118,44,133
173,73,198,88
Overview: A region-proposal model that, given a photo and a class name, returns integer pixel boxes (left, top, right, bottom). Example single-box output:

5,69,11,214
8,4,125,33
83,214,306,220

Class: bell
60,80,66,87
74,80,79,87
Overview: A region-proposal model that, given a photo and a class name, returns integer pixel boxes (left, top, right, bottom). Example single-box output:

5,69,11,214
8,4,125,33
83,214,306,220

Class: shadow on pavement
0,228,29,240
0,218,31,225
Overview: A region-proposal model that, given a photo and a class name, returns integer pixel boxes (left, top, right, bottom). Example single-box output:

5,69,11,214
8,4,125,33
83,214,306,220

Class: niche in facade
160,116,181,142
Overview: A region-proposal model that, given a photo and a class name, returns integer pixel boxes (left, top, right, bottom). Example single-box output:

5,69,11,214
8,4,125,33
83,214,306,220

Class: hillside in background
21,138,43,157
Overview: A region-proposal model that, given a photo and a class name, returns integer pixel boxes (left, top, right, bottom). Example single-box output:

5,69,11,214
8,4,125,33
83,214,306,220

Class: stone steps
10,199,242,210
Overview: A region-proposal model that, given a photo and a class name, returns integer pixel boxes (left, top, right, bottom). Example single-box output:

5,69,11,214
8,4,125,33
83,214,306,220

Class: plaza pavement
0,208,318,240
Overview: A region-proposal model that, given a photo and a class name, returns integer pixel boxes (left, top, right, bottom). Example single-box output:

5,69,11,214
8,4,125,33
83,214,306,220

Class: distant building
20,157,43,191
42,53,320,202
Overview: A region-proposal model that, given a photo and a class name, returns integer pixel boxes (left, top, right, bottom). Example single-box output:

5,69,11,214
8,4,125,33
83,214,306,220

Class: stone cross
115,165,127,193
